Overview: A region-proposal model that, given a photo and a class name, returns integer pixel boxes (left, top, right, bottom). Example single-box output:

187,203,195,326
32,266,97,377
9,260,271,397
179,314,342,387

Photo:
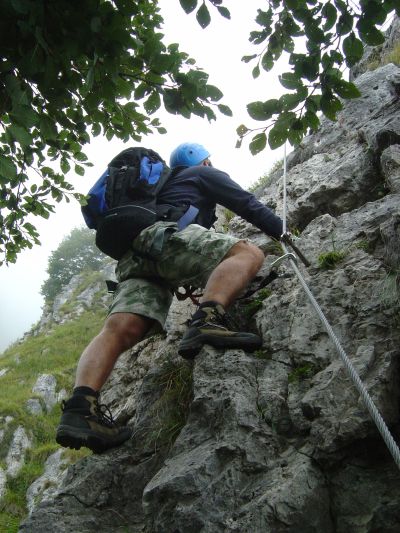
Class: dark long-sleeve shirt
157,165,283,240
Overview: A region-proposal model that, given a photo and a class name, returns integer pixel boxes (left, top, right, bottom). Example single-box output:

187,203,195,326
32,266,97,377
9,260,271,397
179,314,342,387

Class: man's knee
103,313,153,349
227,241,265,270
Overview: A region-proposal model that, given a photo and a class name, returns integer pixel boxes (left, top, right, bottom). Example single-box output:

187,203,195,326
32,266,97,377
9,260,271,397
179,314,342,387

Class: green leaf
268,124,287,150
320,92,343,120
358,24,385,46
10,105,39,128
288,123,304,146
74,152,87,162
321,2,337,31
144,91,161,114
334,80,361,99
305,95,321,112
363,1,388,25
249,132,267,155
179,0,197,14
342,33,364,66
303,110,320,130
247,99,280,121
40,116,58,141
336,12,353,36
217,6,230,19
255,8,272,27
92,123,101,137
304,22,326,43
279,93,301,111
217,104,233,117
249,30,269,45
196,3,211,28
252,65,260,79
205,85,223,101
279,72,302,90
237,124,249,137
8,124,33,147
242,54,257,63
75,164,85,176
0,156,17,180
60,159,71,174
292,7,311,24
261,52,274,72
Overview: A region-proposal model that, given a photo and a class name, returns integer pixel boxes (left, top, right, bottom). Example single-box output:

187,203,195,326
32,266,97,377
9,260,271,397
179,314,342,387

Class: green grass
288,363,318,384
222,209,235,232
380,270,400,313
147,361,193,451
318,250,346,270
243,288,272,318
248,159,283,193
253,349,271,361
0,308,106,528
366,42,400,71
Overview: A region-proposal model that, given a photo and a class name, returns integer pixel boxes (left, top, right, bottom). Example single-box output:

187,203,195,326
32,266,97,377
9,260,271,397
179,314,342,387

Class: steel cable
280,143,400,469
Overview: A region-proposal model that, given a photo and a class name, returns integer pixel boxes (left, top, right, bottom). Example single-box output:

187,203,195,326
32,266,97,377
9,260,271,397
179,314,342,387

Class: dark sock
73,386,98,398
199,300,223,309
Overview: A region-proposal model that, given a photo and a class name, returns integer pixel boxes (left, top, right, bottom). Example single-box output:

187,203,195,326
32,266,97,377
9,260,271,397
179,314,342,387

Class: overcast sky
0,1,290,353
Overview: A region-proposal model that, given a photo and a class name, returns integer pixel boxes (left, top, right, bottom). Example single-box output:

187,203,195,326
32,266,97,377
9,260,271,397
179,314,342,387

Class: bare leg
75,312,154,391
201,241,264,307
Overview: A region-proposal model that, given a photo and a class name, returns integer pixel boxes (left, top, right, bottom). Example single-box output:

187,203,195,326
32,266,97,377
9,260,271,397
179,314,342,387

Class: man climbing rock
56,142,283,453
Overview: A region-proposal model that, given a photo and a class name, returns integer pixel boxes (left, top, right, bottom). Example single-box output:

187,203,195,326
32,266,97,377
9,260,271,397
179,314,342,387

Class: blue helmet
169,143,210,168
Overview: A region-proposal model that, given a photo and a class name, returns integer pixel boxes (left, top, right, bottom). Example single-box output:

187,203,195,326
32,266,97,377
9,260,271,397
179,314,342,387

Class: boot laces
194,306,235,330
94,402,115,428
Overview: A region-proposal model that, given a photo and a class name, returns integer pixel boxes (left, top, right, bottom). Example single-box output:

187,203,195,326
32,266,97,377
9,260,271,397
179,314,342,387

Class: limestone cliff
20,40,400,533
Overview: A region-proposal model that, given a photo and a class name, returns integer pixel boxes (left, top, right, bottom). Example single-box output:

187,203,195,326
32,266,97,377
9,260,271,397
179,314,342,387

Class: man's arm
198,166,283,239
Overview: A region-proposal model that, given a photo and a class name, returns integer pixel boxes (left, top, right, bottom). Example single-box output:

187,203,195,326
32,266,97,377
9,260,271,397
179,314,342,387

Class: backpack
82,147,174,260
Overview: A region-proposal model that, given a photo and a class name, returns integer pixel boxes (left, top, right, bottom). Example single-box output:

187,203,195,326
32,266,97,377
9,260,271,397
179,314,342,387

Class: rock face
21,63,400,532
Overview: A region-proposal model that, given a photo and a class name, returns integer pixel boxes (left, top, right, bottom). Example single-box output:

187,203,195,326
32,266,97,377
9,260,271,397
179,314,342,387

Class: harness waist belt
177,205,199,231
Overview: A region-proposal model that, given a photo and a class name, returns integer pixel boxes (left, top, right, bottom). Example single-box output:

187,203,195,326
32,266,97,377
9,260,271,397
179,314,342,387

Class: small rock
26,449,69,514
32,374,57,413
26,399,43,416
6,426,31,478
57,389,69,403
0,467,6,500
0,368,8,377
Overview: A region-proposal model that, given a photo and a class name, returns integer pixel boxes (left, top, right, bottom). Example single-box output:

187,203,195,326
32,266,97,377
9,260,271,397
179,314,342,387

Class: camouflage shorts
108,222,241,329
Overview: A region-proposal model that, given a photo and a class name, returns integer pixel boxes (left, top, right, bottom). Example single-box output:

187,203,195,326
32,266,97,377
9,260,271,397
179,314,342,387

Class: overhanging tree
182,0,399,152
1,0,398,265
0,0,231,264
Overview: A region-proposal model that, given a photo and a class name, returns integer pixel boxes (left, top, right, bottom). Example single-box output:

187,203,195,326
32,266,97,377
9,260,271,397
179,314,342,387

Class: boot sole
178,333,262,360
56,425,131,454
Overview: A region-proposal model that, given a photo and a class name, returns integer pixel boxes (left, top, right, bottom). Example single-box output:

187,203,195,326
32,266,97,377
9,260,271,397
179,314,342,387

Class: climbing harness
175,285,203,306
276,142,400,469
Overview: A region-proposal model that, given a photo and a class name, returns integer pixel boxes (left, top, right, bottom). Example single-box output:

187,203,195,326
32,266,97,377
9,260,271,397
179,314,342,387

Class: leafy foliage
40,226,107,303
0,0,230,264
183,0,398,152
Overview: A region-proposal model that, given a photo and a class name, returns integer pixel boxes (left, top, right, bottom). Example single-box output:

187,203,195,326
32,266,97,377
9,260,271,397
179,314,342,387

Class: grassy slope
0,308,106,532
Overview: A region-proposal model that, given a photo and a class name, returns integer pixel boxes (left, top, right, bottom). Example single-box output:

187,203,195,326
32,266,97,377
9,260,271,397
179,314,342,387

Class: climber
56,142,283,454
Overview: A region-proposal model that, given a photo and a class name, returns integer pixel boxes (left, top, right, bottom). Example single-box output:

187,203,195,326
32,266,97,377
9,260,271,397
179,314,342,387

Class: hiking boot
178,301,262,360
56,394,132,454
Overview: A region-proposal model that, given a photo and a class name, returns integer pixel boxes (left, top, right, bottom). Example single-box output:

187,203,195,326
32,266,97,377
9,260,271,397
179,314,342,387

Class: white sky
0,1,290,352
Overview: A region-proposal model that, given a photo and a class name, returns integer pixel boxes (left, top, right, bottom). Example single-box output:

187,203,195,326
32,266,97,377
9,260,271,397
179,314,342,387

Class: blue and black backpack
82,147,173,260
